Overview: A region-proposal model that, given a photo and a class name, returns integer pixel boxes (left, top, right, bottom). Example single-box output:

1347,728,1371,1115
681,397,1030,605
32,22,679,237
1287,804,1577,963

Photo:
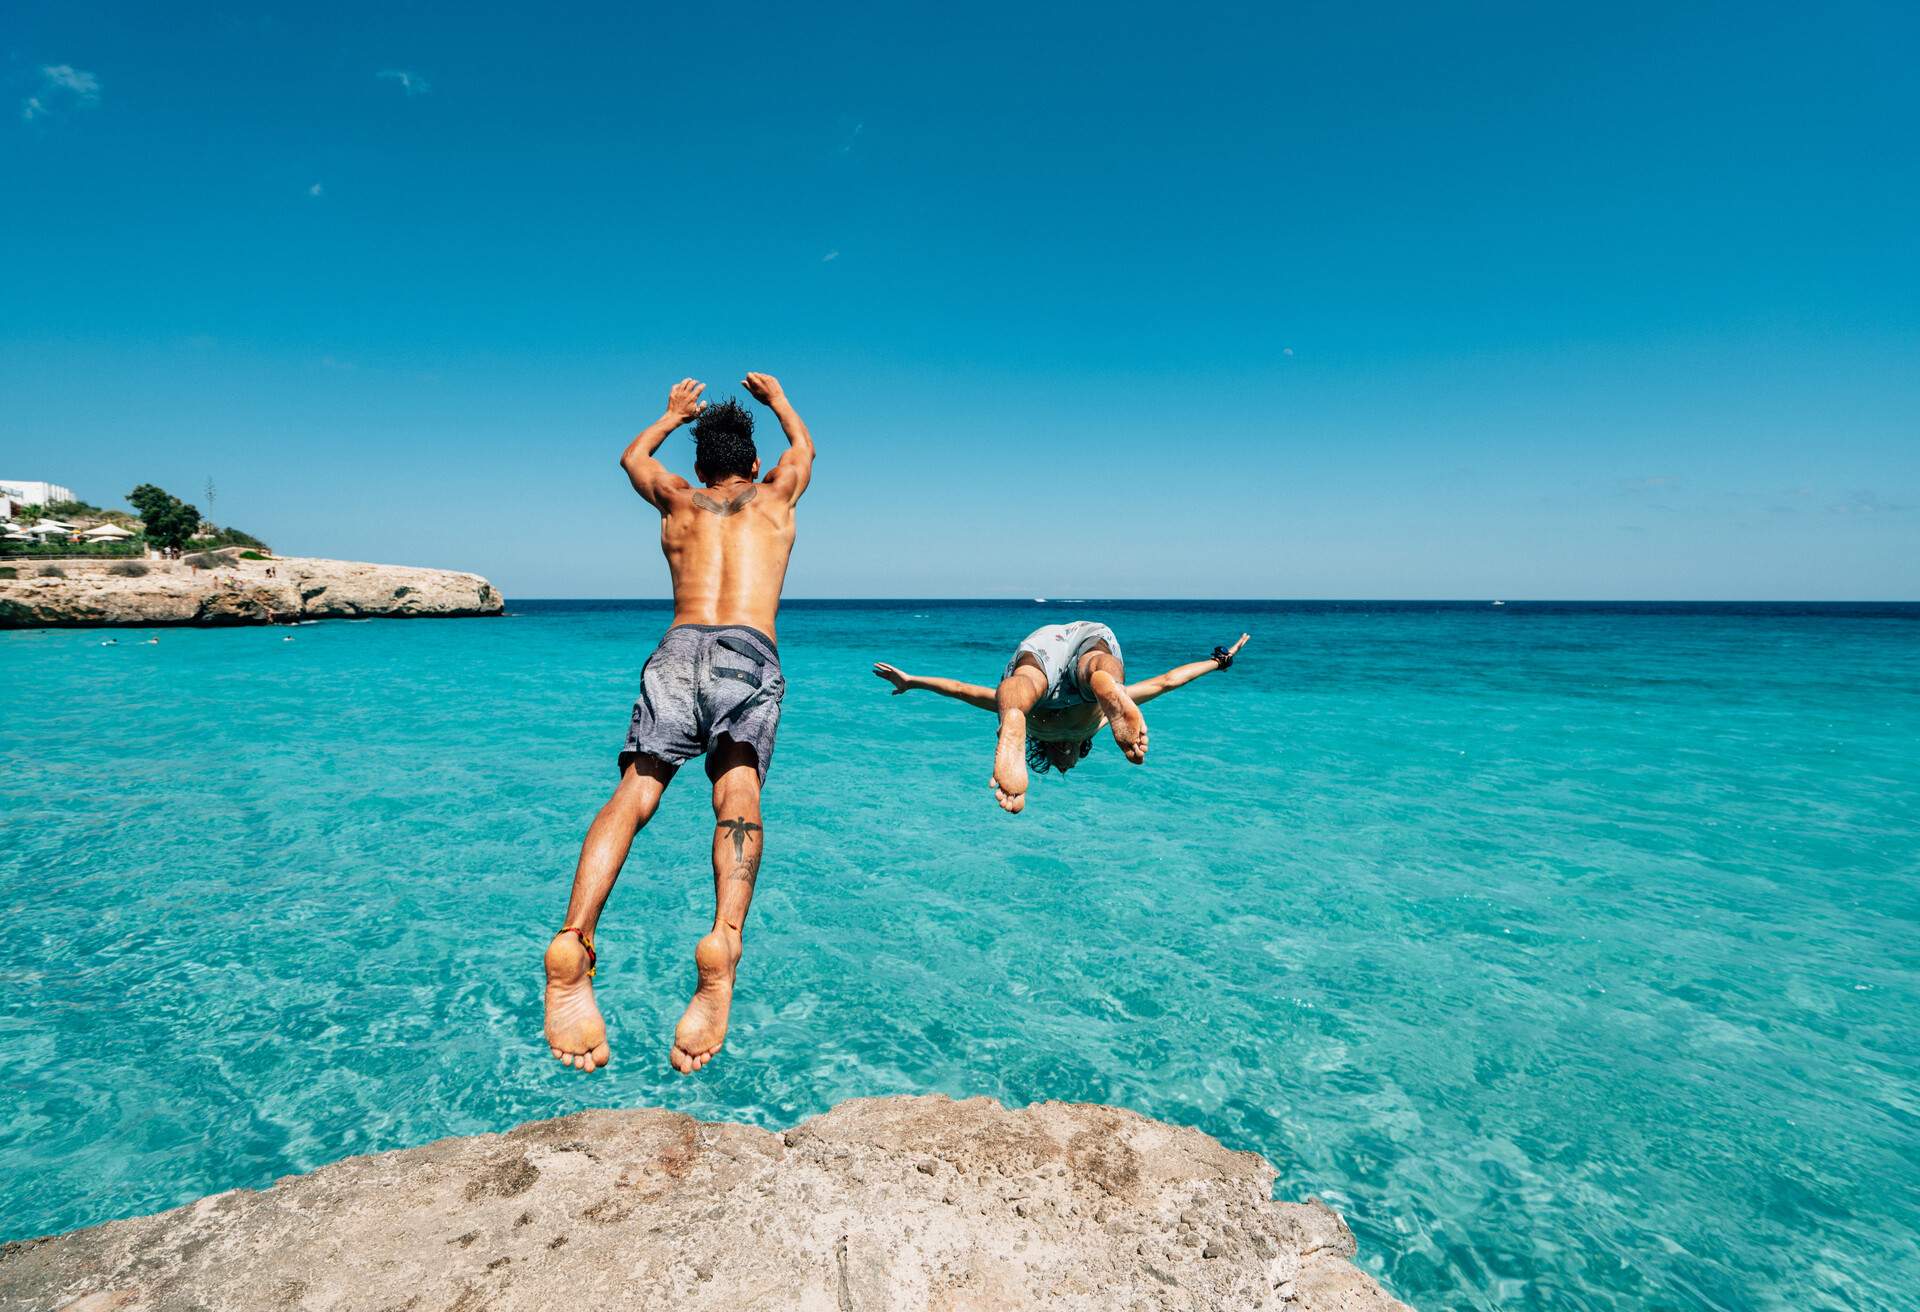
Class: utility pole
205,477,217,527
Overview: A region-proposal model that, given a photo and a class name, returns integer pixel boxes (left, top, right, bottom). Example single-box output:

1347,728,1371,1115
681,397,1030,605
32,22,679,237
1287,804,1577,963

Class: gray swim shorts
621,624,785,781
1005,620,1124,711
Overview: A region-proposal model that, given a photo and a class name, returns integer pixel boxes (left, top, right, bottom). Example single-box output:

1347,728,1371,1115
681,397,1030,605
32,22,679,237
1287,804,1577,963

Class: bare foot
992,710,1029,813
1089,670,1149,764
670,927,742,1074
544,932,610,1073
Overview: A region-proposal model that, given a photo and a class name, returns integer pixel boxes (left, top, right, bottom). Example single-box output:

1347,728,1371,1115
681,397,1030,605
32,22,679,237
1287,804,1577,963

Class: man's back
657,478,797,637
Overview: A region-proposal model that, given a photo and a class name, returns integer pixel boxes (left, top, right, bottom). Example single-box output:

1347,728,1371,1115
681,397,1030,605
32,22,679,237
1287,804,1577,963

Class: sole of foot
544,932,610,1073
670,927,742,1074
1090,670,1148,764
993,711,1029,813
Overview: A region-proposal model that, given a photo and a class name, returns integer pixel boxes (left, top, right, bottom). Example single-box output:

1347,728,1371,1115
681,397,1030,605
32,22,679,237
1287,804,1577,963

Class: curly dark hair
1027,736,1093,774
692,399,758,482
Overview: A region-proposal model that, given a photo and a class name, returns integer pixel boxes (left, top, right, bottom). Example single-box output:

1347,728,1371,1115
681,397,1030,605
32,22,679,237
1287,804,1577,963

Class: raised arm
873,662,997,711
743,372,815,503
1125,633,1250,705
619,379,705,508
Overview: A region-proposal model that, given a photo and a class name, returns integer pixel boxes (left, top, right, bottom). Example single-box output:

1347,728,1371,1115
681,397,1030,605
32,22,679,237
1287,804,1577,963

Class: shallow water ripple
3,601,1917,1311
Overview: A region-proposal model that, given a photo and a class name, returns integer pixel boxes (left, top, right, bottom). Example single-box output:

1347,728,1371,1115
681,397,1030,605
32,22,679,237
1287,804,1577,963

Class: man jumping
543,373,814,1074
873,623,1250,813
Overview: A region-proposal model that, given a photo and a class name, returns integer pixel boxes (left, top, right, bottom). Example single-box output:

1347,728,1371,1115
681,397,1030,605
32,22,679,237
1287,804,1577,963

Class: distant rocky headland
0,1095,1411,1311
0,551,503,628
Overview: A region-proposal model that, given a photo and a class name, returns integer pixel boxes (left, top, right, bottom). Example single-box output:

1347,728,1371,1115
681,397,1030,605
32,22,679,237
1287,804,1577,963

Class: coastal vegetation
0,538,145,559
31,498,138,527
2,483,270,559
125,484,202,552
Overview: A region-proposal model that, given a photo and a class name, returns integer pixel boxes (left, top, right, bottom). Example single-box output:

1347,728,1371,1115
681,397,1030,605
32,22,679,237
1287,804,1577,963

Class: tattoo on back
693,487,757,517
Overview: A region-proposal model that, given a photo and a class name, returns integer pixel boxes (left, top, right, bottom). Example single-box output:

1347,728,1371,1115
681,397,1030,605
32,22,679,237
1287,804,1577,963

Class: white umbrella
26,521,75,535
82,523,135,539
4,531,32,541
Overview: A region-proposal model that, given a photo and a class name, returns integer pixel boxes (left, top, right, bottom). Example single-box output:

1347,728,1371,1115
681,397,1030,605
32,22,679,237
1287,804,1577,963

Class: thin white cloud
20,64,99,122
1826,490,1909,516
308,183,324,198
44,65,100,97
821,250,840,263
376,69,430,96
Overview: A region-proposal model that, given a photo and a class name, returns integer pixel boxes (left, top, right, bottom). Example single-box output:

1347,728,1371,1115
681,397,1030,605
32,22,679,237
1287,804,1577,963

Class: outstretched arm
873,662,997,711
1125,633,1250,705
620,379,704,508
744,372,816,503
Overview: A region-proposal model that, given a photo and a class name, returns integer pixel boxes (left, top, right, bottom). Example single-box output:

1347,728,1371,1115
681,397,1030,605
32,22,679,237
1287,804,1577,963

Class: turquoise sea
3,600,1916,1309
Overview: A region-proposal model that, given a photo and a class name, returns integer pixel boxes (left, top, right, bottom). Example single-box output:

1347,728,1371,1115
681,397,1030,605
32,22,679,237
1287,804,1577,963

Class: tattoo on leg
717,817,762,860
726,848,762,889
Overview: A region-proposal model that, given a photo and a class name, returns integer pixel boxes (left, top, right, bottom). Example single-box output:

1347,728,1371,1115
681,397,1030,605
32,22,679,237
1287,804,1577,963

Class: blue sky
4,2,1916,599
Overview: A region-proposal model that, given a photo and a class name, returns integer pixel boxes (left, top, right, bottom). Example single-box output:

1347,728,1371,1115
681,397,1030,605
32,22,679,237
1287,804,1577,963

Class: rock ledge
0,1095,1411,1311
0,554,502,628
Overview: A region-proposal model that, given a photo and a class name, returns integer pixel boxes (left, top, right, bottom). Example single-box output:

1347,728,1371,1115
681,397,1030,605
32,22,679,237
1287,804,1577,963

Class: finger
691,381,705,395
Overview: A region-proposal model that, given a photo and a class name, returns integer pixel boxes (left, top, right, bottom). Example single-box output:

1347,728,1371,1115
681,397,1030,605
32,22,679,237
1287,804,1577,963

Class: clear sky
4,2,1916,599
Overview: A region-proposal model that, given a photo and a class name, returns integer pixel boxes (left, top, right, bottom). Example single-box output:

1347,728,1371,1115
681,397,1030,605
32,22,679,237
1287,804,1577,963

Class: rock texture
0,1096,1410,1312
0,554,502,627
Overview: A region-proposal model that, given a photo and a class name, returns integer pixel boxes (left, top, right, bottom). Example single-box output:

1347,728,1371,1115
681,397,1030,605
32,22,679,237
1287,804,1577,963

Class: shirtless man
544,373,814,1074
873,624,1250,813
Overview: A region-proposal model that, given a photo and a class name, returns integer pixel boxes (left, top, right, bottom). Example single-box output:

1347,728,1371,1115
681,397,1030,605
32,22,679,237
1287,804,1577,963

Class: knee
602,792,658,830
711,777,761,820
997,673,1039,709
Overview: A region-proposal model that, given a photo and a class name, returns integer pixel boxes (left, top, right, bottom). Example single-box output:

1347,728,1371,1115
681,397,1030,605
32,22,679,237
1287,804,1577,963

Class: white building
0,480,76,507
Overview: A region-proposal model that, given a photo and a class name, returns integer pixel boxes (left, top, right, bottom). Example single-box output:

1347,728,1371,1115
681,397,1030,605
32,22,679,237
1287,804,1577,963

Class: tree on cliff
126,484,202,552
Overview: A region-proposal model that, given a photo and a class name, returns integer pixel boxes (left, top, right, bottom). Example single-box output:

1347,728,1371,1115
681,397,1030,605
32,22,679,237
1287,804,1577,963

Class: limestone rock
0,1096,1411,1312
0,554,502,628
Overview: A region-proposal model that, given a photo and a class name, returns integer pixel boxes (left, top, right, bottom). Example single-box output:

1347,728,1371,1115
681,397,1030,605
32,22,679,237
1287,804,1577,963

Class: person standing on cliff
543,373,815,1075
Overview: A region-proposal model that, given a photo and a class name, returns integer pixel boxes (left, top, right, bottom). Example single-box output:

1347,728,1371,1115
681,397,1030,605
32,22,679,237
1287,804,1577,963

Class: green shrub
0,567,15,579
111,561,151,577
0,539,144,559
38,564,67,578
185,551,227,569
127,484,201,552
40,499,116,521
239,550,266,560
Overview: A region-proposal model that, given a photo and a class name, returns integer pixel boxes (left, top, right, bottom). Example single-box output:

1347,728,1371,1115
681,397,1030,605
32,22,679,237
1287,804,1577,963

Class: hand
1210,633,1250,670
872,662,911,694
741,372,786,407
665,378,706,425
